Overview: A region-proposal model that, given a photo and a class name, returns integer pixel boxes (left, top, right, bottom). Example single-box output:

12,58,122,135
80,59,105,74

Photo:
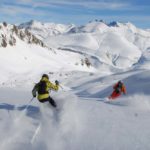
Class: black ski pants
39,96,57,107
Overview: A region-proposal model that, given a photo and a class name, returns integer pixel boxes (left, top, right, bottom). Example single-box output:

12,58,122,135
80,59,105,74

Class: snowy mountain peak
19,20,75,38
19,20,42,29
69,21,108,33
68,20,140,34
108,21,120,27
123,22,138,32
108,21,138,32
88,19,106,24
0,21,46,48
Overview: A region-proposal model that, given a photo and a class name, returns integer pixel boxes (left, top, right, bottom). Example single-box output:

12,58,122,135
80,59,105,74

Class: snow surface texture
0,20,150,150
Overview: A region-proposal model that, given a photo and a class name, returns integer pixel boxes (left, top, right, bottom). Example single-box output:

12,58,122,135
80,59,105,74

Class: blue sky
0,0,150,29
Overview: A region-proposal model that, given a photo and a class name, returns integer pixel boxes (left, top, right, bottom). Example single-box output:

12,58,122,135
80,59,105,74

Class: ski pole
59,84,64,90
59,84,67,92
24,97,34,111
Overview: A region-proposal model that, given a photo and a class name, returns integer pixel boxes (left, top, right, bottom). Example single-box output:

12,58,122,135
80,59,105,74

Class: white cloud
75,1,129,10
15,0,33,3
0,5,45,16
13,0,130,10
5,0,149,12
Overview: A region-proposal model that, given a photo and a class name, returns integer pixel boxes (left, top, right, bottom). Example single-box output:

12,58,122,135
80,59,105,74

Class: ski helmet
42,74,49,79
118,80,122,84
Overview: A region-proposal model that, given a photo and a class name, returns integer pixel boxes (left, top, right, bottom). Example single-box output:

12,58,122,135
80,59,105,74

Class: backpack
37,81,48,94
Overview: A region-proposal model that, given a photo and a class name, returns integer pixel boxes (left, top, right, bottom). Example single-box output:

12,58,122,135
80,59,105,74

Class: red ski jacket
113,82,126,94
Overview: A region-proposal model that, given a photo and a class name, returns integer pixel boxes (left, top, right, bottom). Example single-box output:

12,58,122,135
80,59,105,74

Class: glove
33,94,36,97
32,88,37,97
55,80,59,85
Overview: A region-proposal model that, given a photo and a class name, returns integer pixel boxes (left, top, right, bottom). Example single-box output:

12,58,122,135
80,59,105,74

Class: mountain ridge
0,20,150,77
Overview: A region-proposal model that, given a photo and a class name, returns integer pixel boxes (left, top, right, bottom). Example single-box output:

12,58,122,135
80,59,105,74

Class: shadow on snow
0,103,40,119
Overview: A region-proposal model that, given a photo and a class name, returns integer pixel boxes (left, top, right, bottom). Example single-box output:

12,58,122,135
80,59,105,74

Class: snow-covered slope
0,68,150,150
0,42,95,85
20,20,150,70
0,21,98,84
0,20,150,150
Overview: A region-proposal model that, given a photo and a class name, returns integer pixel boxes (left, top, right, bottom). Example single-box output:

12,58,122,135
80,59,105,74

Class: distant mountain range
0,20,150,78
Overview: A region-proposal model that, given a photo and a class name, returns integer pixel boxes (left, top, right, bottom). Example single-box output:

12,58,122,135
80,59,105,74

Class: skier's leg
110,91,121,99
109,91,115,99
48,97,57,107
109,91,119,99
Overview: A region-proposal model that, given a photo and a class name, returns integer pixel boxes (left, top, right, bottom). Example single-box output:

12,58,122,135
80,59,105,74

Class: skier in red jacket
109,80,126,100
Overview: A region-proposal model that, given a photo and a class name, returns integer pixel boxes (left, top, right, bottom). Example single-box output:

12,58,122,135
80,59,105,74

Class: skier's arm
47,81,59,91
122,85,126,94
32,84,38,97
